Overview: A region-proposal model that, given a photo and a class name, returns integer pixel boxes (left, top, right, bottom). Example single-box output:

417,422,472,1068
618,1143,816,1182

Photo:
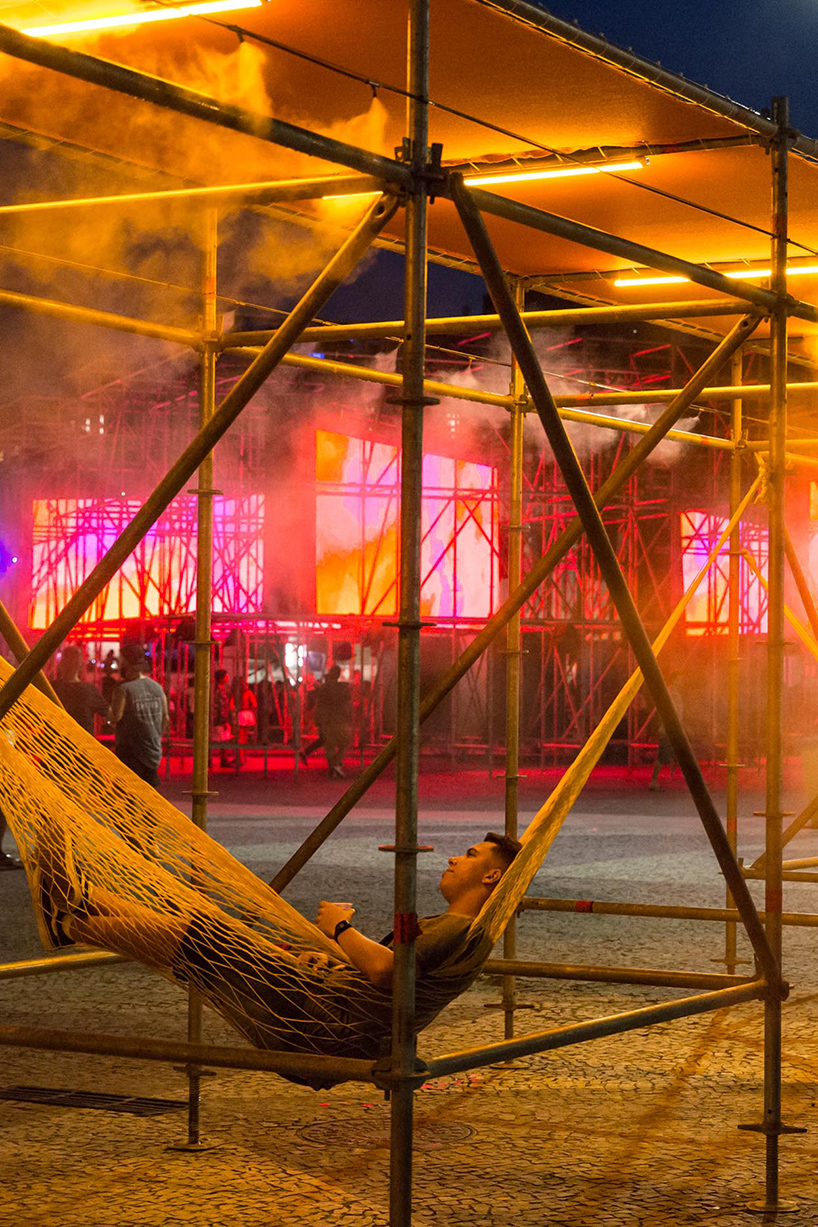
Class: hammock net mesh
0,496,736,1078
0,654,492,1073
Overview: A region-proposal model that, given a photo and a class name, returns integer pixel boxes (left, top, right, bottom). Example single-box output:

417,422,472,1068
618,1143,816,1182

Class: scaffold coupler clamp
371,1055,431,1093
754,960,789,1002
396,138,445,202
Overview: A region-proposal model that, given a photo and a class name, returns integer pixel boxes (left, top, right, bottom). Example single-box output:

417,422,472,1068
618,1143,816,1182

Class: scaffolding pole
449,173,779,990
501,279,525,1042
725,351,743,974
177,209,219,1152
227,297,753,345
757,95,790,1213
389,4,429,1222
467,185,815,323
518,896,818,927
425,981,766,1078
0,25,413,192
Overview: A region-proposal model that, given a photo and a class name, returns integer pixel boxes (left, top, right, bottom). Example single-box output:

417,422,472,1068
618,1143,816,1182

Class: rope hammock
0,478,756,1084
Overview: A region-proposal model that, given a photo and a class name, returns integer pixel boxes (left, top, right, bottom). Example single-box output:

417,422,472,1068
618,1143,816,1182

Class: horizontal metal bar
227,347,514,409
0,951,126,980
557,383,816,407
519,896,818,927
0,1022,377,1083
0,25,413,190
226,347,731,449
743,868,818,882
466,186,817,324
448,135,763,178
423,980,766,1077
779,857,818,870
227,298,753,345
0,286,198,346
0,174,385,216
483,958,752,989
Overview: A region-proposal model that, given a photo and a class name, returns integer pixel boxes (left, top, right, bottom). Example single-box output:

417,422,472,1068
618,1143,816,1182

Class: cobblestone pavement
2,768,818,1226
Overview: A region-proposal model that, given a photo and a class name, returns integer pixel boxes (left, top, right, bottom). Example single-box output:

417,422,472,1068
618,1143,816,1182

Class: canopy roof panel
0,0,814,348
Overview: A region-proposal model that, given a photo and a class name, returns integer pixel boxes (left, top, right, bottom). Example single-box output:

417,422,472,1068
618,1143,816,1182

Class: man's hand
315,900,394,991
296,950,346,971
316,900,355,938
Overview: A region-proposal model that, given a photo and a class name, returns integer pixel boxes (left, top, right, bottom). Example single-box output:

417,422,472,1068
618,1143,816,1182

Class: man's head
215,669,228,686
439,831,521,913
57,644,84,682
326,664,342,682
120,642,149,679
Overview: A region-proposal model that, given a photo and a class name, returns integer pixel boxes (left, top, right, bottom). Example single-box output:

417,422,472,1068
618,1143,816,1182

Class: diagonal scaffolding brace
449,171,781,991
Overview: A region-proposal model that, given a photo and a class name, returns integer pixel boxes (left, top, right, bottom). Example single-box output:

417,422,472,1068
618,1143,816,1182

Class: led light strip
463,159,643,187
23,0,261,38
614,265,818,288
323,160,646,201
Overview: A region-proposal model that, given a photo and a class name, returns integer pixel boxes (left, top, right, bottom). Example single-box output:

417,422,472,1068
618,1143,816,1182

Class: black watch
333,919,354,942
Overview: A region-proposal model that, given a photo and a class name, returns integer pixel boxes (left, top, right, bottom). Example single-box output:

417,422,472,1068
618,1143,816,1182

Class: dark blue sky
538,1,818,137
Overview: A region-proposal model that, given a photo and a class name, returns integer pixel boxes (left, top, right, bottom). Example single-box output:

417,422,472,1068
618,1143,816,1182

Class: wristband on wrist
333,919,353,942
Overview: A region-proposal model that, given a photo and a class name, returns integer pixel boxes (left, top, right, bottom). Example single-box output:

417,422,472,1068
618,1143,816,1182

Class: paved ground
2,761,818,1226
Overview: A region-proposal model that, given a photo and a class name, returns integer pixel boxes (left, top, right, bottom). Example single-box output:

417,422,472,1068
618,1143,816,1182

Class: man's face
439,841,503,901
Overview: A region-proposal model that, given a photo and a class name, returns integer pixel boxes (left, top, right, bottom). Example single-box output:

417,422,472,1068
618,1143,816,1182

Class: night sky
536,1,818,137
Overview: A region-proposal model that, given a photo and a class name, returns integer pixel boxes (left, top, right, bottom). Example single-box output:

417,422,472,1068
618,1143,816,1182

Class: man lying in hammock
31,824,520,1082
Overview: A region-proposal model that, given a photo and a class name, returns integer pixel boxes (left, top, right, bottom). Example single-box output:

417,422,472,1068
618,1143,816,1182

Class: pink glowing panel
315,431,499,618
680,510,767,636
315,433,399,616
30,496,264,628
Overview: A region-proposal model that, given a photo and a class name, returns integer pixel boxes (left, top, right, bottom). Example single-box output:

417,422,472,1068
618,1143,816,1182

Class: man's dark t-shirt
175,911,490,1076
115,676,165,773
53,679,108,735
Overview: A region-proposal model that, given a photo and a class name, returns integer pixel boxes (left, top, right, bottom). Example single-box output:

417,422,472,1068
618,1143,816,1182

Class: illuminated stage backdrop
680,509,768,636
30,496,264,628
315,430,500,618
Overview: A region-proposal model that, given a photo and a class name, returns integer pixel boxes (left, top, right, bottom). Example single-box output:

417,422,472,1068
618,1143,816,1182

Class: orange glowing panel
315,431,499,618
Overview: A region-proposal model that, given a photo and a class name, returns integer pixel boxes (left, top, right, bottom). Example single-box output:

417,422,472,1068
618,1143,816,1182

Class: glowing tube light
614,265,818,288
463,160,643,186
23,0,262,38
322,160,645,201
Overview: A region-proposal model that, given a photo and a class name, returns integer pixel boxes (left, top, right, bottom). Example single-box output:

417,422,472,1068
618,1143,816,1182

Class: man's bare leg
66,886,187,970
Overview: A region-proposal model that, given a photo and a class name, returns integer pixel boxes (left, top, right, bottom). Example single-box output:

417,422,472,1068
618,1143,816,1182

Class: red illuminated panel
30,496,264,628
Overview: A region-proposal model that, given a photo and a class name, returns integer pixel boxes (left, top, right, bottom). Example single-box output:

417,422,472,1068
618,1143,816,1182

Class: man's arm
316,901,394,990
110,686,126,725
161,691,170,735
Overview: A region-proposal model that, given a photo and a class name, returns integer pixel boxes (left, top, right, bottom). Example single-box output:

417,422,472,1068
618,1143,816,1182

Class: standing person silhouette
53,644,109,736
313,665,354,778
110,643,169,789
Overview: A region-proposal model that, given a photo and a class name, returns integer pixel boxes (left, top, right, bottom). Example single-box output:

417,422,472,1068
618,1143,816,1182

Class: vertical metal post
760,94,789,1211
501,279,525,1040
725,353,743,975
389,3,429,1223
175,208,218,1151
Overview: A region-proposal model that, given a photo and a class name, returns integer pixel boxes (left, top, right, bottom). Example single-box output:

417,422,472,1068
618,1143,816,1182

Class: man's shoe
32,861,75,950
0,850,23,870
31,825,86,951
